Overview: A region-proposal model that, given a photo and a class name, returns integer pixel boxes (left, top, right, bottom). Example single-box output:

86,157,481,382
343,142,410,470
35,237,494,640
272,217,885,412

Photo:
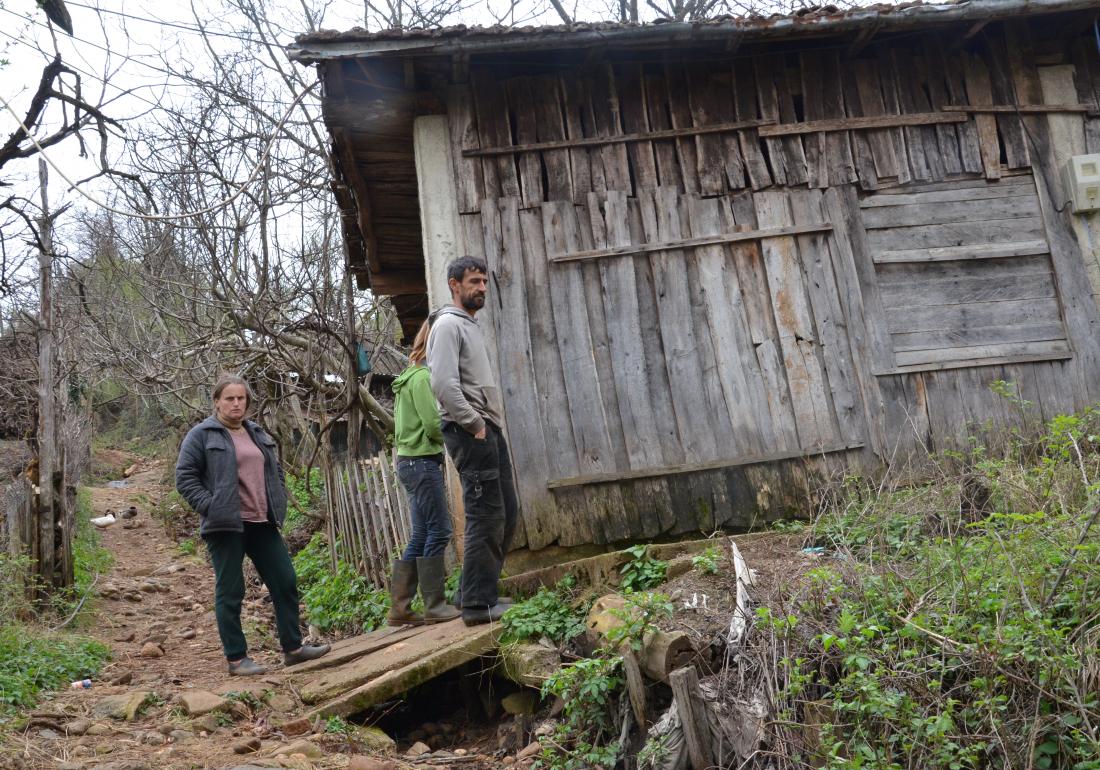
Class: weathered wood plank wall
428,25,1100,548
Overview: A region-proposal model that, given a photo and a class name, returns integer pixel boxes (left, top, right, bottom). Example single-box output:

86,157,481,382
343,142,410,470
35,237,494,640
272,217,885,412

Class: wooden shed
290,0,1100,550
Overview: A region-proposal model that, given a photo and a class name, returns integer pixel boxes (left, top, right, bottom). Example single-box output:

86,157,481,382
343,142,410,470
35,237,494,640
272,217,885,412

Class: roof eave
288,0,1100,63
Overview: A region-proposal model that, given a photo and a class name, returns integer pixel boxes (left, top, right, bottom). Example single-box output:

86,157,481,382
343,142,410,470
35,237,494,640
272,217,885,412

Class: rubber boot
386,559,424,626
416,556,461,624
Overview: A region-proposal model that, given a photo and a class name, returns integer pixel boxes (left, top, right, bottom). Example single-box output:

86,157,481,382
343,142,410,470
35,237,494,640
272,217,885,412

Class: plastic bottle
70,679,91,690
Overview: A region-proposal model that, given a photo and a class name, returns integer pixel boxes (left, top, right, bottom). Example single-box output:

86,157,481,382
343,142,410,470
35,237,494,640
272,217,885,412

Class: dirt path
7,455,375,770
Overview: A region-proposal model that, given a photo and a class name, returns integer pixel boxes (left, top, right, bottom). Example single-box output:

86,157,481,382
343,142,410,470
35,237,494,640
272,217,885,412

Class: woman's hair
409,320,431,365
212,374,253,408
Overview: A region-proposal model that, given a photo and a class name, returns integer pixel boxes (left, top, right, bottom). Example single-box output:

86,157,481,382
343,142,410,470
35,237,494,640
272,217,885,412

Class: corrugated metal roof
289,0,1099,61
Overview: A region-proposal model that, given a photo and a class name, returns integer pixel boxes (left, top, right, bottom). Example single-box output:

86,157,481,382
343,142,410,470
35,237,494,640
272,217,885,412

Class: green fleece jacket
392,364,444,457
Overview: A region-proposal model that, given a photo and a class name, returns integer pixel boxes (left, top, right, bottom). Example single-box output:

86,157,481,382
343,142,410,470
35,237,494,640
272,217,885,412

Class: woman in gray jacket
176,375,329,676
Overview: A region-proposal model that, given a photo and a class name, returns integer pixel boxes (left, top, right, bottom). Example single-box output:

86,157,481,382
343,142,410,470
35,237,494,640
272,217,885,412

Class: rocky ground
2,453,520,770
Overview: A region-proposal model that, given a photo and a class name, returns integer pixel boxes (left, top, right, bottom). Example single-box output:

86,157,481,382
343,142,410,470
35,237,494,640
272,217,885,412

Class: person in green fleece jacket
387,320,461,625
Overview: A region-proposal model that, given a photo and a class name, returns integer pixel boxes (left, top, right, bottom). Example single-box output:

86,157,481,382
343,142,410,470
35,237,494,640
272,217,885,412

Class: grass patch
0,625,110,716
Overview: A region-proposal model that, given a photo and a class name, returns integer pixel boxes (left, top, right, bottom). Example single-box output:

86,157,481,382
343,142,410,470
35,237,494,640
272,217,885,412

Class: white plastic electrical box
1067,154,1100,213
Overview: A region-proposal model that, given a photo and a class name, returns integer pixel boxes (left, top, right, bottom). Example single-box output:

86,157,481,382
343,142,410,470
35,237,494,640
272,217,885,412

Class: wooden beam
873,351,1073,376
874,239,1049,264
332,127,380,274
369,269,427,295
548,223,833,264
846,22,881,57
758,112,967,137
941,103,1090,113
461,119,773,157
546,441,862,489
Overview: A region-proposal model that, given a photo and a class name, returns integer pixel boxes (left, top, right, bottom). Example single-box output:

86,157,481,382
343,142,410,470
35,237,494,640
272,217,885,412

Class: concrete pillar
413,115,465,310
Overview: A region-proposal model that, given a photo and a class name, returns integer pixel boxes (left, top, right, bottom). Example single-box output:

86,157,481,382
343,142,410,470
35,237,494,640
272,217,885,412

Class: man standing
427,256,518,626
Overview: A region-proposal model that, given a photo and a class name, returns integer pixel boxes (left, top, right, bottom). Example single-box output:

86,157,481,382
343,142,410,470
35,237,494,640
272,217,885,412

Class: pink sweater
230,429,268,523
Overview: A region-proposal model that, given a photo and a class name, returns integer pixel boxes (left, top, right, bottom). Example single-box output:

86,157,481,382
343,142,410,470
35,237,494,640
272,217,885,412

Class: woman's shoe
283,644,331,666
228,657,267,676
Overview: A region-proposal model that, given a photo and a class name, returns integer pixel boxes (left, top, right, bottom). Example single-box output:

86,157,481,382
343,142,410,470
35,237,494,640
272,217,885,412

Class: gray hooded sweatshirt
426,305,503,434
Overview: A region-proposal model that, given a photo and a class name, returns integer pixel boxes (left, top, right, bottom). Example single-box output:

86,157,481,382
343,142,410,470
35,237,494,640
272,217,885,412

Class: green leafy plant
324,715,353,736
618,545,667,593
444,566,461,605
292,533,388,633
691,546,720,575
501,575,588,645
604,592,673,653
177,538,198,557
284,468,323,533
540,655,624,770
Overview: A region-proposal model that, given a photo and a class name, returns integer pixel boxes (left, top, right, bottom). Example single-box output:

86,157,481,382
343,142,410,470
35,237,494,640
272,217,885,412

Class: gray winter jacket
175,416,288,535
426,305,503,435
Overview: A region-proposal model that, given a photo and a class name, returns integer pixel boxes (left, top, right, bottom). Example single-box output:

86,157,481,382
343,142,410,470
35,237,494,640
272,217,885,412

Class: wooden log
620,648,648,729
586,594,696,682
500,643,562,689
668,667,715,770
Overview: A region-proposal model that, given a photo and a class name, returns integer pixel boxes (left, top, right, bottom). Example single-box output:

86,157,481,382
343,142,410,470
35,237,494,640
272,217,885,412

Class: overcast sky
1,0,886,298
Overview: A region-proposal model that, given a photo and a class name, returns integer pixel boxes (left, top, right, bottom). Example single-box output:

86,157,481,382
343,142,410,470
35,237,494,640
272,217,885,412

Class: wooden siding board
985,31,1030,169
505,78,545,208
860,195,1041,229
721,195,801,451
560,76,594,204
732,59,773,190
890,321,1066,352
880,269,1057,305
789,188,866,447
596,191,666,470
642,69,682,191
531,75,573,203
627,197,685,466
917,41,965,175
851,58,902,183
446,83,484,213
589,65,633,194
865,216,1046,252
961,52,1002,180
517,207,580,488
640,188,719,462
753,54,789,186
578,201,631,473
541,201,618,473
686,196,771,455
687,63,743,194
471,70,519,198
666,63,702,195
941,50,985,174
483,198,555,548
754,190,838,450
618,64,660,193
889,47,939,182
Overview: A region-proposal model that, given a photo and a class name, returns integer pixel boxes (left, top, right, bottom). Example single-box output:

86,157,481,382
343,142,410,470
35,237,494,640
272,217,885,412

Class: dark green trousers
204,522,302,660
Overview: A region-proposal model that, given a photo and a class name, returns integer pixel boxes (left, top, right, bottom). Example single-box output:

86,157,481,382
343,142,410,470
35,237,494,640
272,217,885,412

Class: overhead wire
0,80,319,222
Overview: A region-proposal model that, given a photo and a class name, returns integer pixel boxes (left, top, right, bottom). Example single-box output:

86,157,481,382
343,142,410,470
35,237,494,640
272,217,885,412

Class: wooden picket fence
323,450,411,588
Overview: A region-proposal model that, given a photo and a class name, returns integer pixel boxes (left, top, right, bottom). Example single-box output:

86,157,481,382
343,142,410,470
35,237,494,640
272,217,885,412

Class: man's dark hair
446,255,487,284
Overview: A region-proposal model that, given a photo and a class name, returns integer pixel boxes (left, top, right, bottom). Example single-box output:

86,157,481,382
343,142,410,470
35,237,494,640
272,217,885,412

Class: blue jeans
397,455,452,559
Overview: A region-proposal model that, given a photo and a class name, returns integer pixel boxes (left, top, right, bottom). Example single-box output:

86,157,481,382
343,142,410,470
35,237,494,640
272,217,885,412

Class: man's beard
461,293,485,311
